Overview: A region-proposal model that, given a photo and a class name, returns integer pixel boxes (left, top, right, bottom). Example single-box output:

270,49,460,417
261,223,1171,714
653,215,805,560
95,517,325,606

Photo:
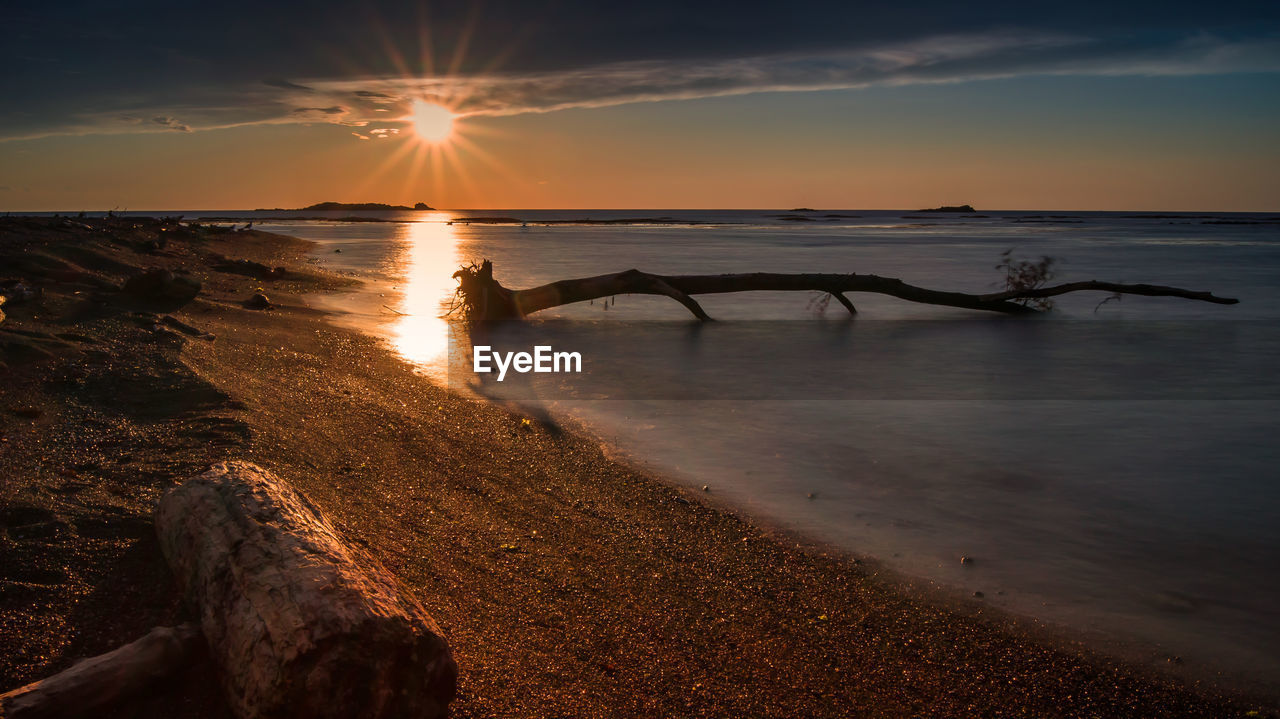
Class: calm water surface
201,209,1279,693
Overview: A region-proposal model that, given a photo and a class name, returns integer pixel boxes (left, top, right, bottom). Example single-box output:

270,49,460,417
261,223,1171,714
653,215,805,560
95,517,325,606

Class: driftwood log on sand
0,624,204,719
156,461,457,719
2,461,456,719
452,260,1239,320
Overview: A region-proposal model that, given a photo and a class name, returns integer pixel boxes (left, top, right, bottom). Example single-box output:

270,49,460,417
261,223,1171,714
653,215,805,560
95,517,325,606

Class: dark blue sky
5,0,1279,138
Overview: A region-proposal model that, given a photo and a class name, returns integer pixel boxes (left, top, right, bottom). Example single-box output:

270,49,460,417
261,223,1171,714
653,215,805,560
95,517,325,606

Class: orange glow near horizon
408,100,456,144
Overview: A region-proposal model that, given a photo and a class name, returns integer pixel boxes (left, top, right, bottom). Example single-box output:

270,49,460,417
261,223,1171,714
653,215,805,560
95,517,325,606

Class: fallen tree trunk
0,624,203,719
155,461,456,719
453,261,1238,320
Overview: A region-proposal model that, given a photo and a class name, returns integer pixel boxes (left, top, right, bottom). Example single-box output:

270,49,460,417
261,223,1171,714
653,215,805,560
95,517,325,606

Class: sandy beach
0,216,1273,718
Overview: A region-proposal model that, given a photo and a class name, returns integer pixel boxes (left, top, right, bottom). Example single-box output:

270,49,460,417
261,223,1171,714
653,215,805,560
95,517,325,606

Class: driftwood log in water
453,260,1238,320
156,461,456,719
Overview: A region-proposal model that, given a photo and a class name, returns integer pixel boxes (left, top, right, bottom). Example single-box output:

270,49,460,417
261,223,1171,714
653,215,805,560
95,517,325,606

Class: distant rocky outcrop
919,204,976,213
255,201,435,211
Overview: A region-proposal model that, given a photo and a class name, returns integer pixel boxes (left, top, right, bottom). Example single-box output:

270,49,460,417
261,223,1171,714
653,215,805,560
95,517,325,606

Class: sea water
192,208,1280,692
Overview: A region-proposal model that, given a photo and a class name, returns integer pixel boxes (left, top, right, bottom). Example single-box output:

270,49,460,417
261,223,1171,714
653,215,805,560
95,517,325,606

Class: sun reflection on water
388,214,462,373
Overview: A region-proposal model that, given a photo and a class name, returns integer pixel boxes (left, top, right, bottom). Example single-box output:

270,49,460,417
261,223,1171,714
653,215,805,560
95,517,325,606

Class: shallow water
202,208,1279,691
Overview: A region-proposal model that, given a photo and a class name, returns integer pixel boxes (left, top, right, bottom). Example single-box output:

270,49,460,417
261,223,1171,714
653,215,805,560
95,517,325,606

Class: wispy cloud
118,115,193,133
263,78,315,92
150,116,192,132
356,33,1280,119
289,106,355,124
312,32,1091,120
4,31,1278,141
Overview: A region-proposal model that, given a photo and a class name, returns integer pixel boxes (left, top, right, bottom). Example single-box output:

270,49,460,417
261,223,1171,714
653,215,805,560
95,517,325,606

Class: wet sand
0,216,1273,717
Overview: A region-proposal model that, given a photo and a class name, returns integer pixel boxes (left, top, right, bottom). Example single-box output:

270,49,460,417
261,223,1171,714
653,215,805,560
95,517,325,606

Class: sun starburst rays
336,9,522,207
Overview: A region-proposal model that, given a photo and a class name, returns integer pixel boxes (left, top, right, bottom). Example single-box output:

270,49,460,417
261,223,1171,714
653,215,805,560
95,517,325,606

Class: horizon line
5,207,1280,214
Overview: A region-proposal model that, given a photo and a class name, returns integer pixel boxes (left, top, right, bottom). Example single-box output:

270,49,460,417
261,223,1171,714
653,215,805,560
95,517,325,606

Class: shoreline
309,233,1278,700
545,401,1280,700
1,216,1275,717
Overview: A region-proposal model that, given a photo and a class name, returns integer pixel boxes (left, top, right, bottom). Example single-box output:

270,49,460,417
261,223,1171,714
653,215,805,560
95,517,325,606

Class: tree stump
155,461,456,719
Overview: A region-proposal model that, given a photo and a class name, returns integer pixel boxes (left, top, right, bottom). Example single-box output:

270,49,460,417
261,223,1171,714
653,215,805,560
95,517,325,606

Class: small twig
1095,292,1123,313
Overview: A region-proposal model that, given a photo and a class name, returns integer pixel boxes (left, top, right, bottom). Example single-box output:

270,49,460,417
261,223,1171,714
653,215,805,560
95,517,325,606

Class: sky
2,0,1278,210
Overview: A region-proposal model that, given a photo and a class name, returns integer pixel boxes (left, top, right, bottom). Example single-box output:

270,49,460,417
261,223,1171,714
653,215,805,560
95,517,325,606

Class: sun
408,100,455,144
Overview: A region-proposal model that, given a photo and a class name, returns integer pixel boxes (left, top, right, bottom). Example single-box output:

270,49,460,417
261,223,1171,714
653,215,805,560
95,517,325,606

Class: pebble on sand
244,293,273,310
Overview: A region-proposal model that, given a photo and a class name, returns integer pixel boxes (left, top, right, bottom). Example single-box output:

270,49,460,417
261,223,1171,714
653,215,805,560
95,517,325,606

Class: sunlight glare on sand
390,216,461,370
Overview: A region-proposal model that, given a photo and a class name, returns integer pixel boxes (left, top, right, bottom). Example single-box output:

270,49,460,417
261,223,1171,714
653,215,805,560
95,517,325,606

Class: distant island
254,201,435,211
918,204,976,213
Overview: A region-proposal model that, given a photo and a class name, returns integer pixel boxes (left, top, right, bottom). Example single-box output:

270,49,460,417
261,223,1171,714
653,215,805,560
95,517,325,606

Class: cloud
338,32,1091,118
151,116,191,132
264,78,314,92
320,32,1280,120
289,105,370,125
291,105,346,116
3,30,1278,142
